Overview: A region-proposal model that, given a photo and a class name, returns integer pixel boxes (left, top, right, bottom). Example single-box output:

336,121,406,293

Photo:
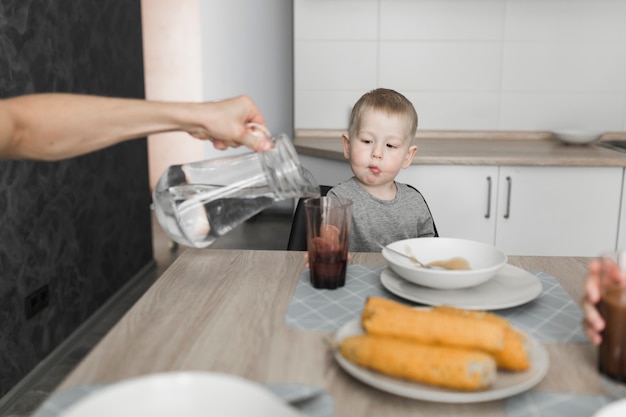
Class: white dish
383,238,507,290
333,318,549,403
59,372,305,417
594,398,626,416
380,264,542,310
553,129,603,145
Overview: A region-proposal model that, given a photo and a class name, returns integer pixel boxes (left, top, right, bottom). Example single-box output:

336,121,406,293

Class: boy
328,88,436,252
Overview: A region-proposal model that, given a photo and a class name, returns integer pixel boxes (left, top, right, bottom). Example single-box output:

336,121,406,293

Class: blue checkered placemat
504,391,612,417
285,265,587,342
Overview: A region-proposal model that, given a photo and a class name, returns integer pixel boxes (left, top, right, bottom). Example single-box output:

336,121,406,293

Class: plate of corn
333,297,549,403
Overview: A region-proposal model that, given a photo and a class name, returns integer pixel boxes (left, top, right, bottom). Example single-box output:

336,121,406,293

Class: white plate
59,372,305,417
381,264,542,310
333,318,549,403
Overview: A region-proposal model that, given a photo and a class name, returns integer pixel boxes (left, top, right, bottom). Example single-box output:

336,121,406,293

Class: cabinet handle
484,176,492,219
504,176,512,219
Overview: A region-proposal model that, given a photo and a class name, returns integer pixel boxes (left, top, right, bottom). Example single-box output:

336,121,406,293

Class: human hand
581,257,626,345
582,258,605,345
188,95,273,152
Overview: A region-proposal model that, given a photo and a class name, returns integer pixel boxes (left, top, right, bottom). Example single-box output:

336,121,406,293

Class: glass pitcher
153,133,320,248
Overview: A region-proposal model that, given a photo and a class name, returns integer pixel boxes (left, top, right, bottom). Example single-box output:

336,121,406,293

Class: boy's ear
342,133,350,159
402,144,418,168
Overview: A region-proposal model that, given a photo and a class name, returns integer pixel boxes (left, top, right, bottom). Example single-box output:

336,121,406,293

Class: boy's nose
371,147,383,159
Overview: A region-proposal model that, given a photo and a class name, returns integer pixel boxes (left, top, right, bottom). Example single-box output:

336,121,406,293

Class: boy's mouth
368,165,381,175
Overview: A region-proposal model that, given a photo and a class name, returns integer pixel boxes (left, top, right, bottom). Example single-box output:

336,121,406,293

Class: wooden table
59,250,605,416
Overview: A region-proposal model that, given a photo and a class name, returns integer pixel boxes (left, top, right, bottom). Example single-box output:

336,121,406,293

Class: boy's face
343,109,417,189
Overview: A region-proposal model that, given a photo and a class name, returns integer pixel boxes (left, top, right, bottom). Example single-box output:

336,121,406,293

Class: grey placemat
285,265,587,342
32,383,333,417
504,391,613,417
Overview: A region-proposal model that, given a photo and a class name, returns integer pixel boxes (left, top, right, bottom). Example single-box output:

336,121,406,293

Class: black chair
407,184,439,238
286,185,332,251
286,184,438,251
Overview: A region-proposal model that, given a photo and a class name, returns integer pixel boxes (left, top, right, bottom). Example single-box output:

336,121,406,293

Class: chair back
285,184,438,251
286,185,332,251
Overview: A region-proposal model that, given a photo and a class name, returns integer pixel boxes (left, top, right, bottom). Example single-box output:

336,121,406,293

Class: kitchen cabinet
397,165,623,256
395,165,499,244
298,154,623,256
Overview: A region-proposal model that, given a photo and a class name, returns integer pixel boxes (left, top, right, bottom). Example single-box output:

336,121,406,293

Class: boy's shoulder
396,182,428,202
330,179,425,203
329,177,359,194
396,181,419,193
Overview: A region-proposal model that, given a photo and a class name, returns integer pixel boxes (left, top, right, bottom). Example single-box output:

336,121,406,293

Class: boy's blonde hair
348,88,418,142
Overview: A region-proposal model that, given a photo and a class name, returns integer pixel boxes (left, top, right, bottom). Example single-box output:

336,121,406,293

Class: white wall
142,0,294,189
294,0,626,132
200,0,294,160
142,0,205,190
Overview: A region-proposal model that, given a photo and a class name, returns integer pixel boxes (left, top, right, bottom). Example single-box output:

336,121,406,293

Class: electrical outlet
24,284,49,319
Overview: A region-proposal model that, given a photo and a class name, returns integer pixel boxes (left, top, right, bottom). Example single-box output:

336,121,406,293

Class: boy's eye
360,138,373,144
386,143,398,149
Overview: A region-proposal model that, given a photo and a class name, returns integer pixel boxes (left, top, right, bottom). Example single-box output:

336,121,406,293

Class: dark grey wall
0,0,153,396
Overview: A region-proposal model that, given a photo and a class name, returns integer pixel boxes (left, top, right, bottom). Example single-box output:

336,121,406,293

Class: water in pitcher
155,183,277,248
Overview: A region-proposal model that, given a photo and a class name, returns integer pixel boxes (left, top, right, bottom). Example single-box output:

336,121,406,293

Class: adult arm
0,93,272,161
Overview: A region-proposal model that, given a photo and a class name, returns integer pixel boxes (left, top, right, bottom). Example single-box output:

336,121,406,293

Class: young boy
328,88,436,252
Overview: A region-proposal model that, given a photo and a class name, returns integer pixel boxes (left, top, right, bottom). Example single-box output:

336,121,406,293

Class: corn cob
490,328,531,371
362,297,505,353
432,305,530,371
433,305,512,329
340,334,496,391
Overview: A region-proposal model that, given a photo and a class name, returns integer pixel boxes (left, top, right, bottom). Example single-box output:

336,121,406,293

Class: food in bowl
426,256,471,270
382,238,507,289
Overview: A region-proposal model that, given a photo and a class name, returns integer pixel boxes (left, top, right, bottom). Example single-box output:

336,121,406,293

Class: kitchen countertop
294,129,626,167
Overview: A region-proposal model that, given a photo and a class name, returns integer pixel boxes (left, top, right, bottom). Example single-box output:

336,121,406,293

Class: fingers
210,123,272,152
204,131,270,152
584,259,602,305
583,321,602,346
580,257,625,345
581,296,604,345
580,259,604,344
188,96,273,152
230,97,272,151
240,126,273,152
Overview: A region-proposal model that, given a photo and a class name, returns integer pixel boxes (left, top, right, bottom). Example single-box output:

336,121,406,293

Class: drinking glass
304,196,352,289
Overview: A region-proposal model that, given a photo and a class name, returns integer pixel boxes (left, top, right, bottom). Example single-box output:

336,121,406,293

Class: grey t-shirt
327,177,436,252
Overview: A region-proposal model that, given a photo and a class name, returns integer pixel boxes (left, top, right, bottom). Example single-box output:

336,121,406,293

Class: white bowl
382,238,507,290
553,129,604,145
59,372,303,417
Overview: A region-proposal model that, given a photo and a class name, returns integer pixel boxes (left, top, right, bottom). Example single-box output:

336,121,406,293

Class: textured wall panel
0,0,153,396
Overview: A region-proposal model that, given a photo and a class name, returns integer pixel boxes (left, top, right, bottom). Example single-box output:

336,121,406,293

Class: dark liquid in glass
309,246,347,289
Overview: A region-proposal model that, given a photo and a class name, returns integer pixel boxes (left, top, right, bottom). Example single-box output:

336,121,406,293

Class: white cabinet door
396,165,499,245
495,166,622,256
